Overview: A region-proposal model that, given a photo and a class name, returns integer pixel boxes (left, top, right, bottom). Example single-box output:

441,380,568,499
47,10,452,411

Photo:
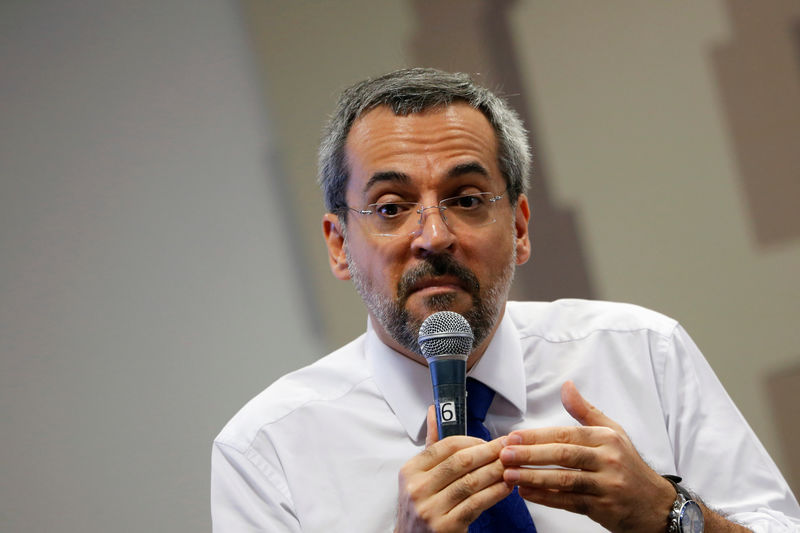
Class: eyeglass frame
344,190,507,237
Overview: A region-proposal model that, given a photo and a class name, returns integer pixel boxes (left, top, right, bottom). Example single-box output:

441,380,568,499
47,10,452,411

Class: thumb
561,381,625,434
425,405,439,448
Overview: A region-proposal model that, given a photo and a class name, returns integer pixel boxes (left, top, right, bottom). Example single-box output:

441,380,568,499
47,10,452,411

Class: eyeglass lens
366,193,499,236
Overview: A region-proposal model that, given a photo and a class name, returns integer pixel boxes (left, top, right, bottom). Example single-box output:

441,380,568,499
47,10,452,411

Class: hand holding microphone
394,312,513,532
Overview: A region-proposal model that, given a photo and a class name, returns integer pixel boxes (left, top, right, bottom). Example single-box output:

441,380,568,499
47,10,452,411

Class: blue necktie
466,377,537,533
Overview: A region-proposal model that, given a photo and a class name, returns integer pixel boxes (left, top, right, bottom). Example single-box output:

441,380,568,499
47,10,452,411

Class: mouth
408,276,466,296
396,254,481,307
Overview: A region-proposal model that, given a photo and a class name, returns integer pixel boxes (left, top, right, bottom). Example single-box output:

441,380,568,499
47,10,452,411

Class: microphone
417,311,474,438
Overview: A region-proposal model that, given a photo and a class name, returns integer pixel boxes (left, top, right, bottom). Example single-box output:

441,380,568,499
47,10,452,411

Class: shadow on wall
711,0,800,247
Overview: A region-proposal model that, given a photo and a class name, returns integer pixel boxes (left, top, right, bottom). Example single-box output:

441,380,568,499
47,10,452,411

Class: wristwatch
663,475,704,533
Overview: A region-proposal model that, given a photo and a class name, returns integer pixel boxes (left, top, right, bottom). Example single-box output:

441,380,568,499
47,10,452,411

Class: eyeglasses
347,191,505,237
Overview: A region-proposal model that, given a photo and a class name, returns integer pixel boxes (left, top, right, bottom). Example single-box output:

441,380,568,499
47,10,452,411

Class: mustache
396,254,481,304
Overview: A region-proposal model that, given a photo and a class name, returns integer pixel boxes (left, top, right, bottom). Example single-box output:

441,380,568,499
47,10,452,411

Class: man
211,68,800,532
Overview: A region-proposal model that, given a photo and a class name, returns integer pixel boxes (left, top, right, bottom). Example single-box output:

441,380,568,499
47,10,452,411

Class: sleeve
659,324,800,532
210,439,301,533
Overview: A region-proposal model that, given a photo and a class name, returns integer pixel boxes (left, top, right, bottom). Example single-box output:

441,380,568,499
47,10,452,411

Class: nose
410,206,456,254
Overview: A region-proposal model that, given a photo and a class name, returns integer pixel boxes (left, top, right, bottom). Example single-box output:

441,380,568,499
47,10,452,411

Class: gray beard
346,240,516,356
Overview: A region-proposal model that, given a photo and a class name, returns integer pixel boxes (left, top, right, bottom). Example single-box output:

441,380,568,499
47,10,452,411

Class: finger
409,434,496,474
431,437,505,482
561,381,626,435
443,481,514,528
438,456,508,506
517,486,595,517
401,437,505,506
500,442,599,470
506,425,617,447
505,466,602,496
425,405,439,448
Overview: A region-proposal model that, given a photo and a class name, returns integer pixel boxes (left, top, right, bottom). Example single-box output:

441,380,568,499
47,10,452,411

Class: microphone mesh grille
417,311,474,359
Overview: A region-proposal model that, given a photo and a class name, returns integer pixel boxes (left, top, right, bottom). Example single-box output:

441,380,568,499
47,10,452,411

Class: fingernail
500,448,515,462
505,468,520,483
507,434,523,445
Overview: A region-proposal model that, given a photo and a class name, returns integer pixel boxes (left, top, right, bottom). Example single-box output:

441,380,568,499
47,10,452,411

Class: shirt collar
366,308,527,444
468,309,528,419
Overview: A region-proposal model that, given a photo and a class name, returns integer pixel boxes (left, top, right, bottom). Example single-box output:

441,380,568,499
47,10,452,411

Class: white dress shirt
211,300,800,532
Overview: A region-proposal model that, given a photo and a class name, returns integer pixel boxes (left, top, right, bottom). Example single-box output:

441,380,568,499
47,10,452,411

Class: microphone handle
428,358,467,438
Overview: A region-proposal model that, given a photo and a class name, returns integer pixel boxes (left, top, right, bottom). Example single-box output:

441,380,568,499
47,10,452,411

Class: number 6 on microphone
439,401,456,422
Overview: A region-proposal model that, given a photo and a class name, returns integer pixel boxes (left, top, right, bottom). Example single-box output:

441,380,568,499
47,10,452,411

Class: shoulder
506,299,679,342
214,334,371,452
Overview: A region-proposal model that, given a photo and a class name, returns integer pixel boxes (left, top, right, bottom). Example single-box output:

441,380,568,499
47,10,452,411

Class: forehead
343,103,502,199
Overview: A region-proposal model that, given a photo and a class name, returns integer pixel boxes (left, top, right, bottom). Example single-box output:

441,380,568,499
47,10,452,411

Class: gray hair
317,68,531,217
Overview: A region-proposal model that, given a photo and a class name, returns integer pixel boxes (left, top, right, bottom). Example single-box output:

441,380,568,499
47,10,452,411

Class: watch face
679,500,704,533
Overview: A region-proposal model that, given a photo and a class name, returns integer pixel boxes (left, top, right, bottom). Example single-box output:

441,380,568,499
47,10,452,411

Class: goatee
348,251,515,356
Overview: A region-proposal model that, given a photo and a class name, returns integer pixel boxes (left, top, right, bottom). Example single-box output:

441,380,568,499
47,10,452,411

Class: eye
452,193,485,209
373,202,412,218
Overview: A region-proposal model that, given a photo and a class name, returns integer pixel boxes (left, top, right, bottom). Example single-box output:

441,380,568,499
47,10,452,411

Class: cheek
349,241,406,290
466,230,514,266
380,259,408,294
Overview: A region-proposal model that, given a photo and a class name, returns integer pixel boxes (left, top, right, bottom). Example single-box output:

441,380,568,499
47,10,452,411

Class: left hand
499,381,675,533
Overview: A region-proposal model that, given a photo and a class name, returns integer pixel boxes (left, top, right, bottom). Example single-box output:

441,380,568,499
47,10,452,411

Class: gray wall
0,1,321,532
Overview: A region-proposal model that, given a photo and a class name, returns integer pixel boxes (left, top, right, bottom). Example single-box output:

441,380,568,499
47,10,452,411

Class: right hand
394,406,512,533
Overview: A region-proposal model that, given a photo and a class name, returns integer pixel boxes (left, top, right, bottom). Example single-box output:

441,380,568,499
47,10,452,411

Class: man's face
322,103,531,364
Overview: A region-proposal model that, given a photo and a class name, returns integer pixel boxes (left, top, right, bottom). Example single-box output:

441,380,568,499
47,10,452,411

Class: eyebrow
364,171,411,192
447,162,490,179
362,162,490,193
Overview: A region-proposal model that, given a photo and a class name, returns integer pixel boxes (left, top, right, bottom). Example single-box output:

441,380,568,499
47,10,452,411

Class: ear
322,212,351,280
513,193,531,265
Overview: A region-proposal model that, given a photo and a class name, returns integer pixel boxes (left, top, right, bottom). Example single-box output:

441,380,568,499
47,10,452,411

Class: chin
410,293,476,321
424,292,458,310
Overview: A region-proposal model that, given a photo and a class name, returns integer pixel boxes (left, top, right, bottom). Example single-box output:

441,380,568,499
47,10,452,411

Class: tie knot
466,377,495,423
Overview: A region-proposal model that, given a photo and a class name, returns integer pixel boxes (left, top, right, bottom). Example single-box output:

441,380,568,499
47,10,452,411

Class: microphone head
417,311,474,362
